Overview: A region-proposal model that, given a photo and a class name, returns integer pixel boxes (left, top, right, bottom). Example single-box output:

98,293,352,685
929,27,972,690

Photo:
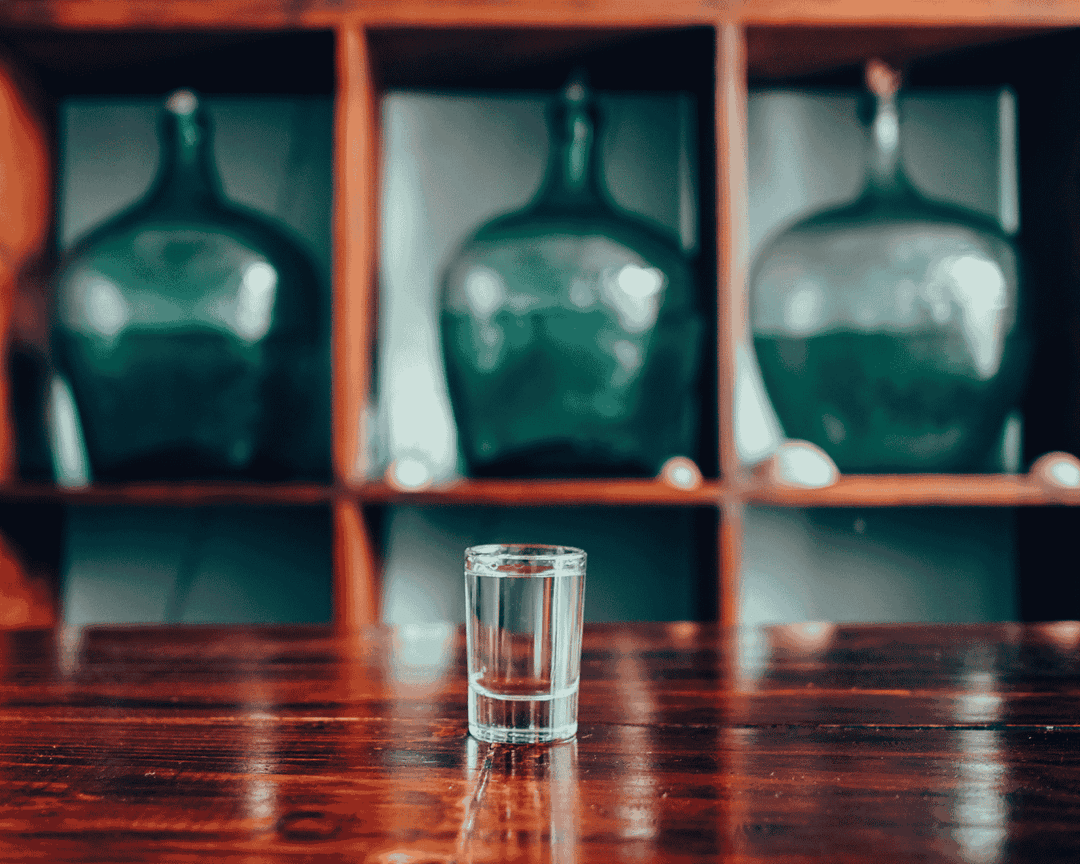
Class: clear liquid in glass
466,568,584,743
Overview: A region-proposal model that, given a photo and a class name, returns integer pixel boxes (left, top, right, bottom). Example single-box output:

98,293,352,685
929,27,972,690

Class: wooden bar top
1,621,1078,861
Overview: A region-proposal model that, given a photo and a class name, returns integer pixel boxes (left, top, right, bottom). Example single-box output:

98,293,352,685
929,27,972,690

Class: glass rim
466,543,586,575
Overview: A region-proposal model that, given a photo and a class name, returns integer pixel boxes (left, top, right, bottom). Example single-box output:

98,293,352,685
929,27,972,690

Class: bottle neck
864,89,911,199
145,101,223,211
534,81,606,212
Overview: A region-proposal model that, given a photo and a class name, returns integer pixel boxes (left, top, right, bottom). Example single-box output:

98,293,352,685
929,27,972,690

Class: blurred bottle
440,73,703,478
52,89,330,482
750,60,1028,473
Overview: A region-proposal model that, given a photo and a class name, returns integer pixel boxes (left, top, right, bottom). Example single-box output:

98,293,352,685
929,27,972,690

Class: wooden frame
1,1,1078,631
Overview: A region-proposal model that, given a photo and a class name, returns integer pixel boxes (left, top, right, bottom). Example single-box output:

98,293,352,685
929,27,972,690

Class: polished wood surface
1,621,1079,861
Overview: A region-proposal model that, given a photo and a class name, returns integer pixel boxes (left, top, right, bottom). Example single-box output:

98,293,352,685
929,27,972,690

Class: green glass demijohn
440,74,704,478
53,89,329,482
750,60,1028,473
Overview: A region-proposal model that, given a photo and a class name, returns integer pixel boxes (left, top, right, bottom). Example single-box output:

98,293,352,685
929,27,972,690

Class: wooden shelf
746,474,1074,508
2,0,1080,28
359,474,1080,509
738,1,1080,27
0,474,1066,510
0,1,715,29
357,478,722,507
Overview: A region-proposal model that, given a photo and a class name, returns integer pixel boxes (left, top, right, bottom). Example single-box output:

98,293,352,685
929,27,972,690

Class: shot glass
465,544,586,744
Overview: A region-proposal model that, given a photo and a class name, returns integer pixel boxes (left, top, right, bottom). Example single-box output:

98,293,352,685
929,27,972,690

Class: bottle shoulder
770,186,1012,243
459,199,689,268
54,197,325,342
61,197,319,277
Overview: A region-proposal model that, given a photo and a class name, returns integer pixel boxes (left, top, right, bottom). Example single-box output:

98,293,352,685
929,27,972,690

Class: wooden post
333,24,381,630
716,22,750,627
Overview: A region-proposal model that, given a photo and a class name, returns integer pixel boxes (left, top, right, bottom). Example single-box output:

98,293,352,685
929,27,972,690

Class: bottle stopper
865,59,902,99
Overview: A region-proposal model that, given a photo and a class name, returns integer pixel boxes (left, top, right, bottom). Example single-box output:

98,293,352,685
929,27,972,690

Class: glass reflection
952,729,1006,864
950,645,1007,863
0,538,53,629
464,738,579,862
739,622,837,690
242,711,278,828
1040,620,1080,652
608,629,659,854
387,622,455,692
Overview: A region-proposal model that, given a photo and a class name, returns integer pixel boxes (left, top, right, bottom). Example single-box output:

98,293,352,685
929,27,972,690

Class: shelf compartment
359,478,721,507
377,502,718,623
368,25,720,481
742,504,1017,622
747,474,1069,508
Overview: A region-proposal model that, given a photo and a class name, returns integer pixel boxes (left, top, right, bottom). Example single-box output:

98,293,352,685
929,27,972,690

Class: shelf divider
333,23,378,485
333,23,380,630
333,496,379,632
717,22,749,485
0,55,50,484
717,21,751,624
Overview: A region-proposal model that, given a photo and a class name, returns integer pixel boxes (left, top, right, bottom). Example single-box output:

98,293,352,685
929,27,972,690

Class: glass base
468,688,577,744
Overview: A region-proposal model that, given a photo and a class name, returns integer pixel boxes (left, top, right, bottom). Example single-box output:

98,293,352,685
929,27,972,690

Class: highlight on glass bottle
51,89,330,484
750,60,1028,474
440,71,704,479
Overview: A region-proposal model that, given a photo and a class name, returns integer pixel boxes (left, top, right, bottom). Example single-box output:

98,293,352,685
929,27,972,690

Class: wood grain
1,622,1079,861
